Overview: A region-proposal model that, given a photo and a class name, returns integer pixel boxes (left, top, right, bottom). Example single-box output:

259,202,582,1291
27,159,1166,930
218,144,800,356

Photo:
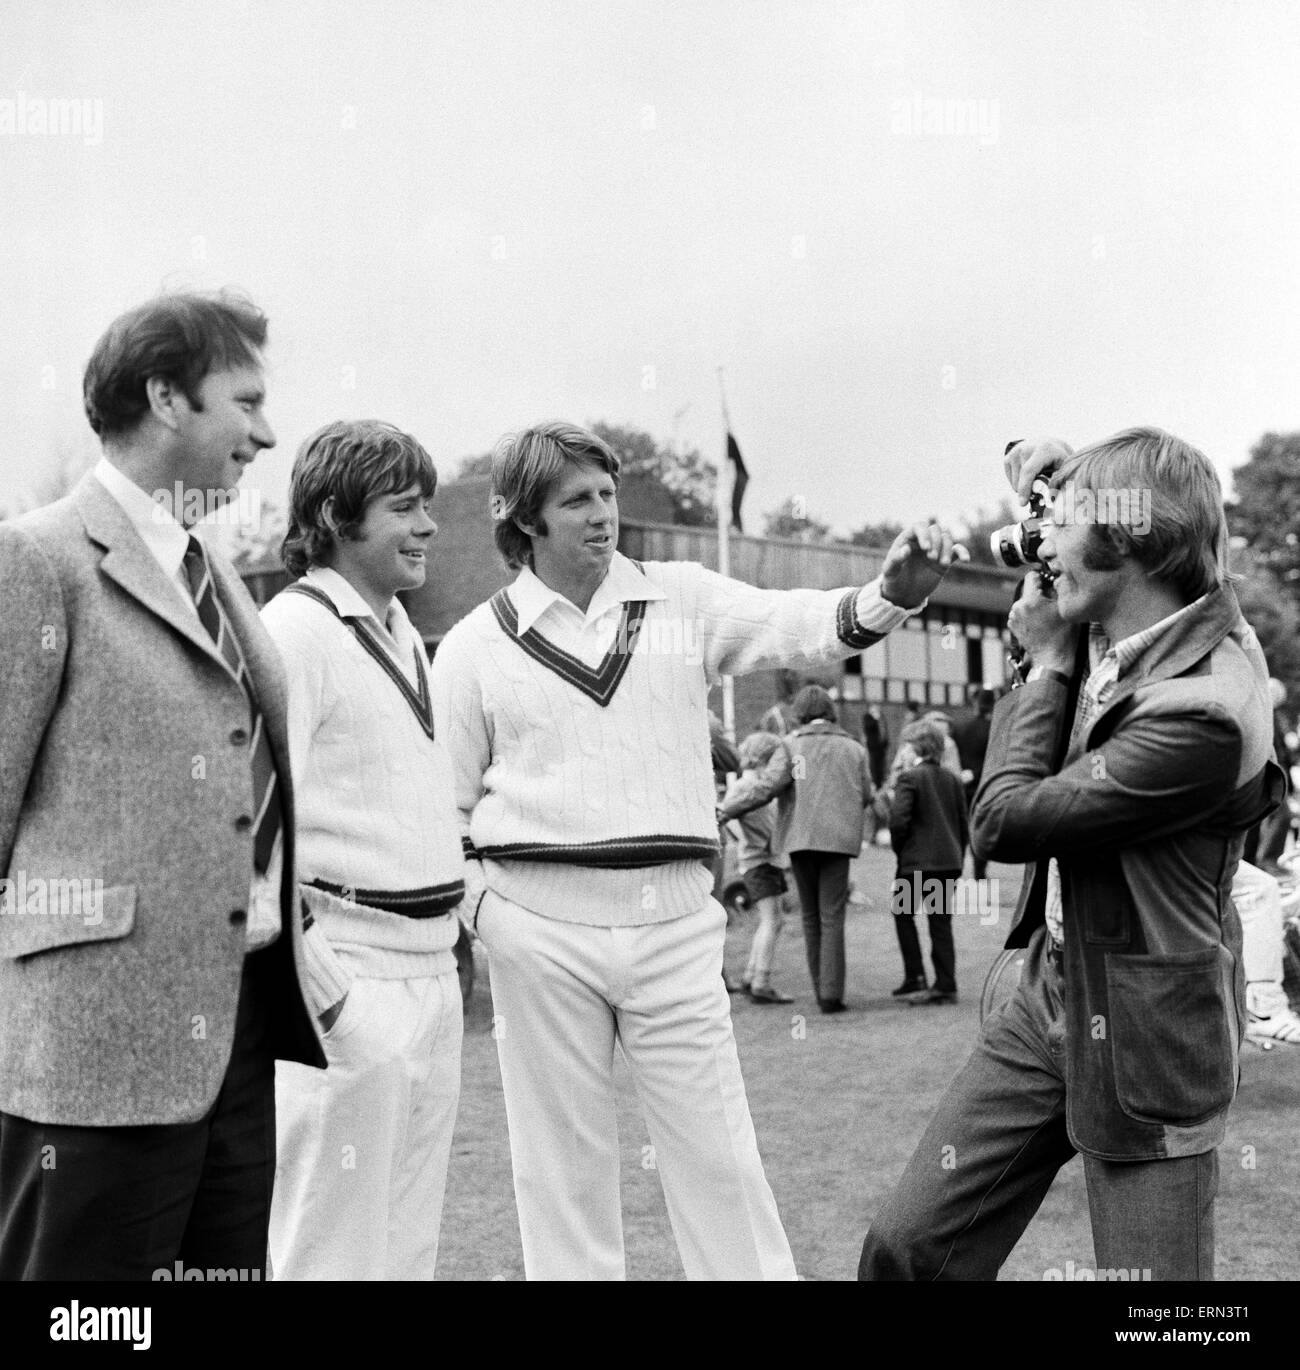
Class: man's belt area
474,836,720,869
305,877,464,918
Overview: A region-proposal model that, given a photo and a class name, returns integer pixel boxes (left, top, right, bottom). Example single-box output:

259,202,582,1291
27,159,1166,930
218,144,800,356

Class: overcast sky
4,0,1298,535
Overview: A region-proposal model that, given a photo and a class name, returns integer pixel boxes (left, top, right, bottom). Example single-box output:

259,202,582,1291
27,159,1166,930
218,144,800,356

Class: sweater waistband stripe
478,837,719,869
306,878,464,919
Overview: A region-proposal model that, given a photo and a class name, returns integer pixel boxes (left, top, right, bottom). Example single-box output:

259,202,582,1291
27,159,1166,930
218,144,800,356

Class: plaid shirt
1043,596,1210,946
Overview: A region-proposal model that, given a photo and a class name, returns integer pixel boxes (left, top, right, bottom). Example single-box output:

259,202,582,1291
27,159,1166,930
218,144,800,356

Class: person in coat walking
888,720,970,1003
720,684,874,1013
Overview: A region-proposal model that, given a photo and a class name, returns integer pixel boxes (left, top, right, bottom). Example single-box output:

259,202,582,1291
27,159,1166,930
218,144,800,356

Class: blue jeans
859,927,1219,1280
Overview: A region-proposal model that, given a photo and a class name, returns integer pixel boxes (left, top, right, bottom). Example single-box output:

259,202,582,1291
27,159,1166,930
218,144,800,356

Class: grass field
435,846,1299,1281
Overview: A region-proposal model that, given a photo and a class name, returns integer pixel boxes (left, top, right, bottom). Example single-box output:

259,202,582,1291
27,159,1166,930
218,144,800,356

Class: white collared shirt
93,457,194,611
510,557,670,668
92,458,282,951
300,566,423,686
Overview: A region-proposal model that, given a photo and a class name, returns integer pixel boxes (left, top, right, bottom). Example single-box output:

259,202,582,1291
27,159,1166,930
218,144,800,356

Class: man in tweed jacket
0,293,323,1280
431,420,966,1280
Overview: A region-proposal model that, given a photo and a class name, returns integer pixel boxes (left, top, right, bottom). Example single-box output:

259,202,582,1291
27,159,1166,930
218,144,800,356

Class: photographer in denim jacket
859,428,1283,1282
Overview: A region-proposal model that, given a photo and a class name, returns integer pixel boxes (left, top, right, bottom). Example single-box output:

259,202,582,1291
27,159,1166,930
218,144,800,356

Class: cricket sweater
430,553,916,927
261,568,465,1011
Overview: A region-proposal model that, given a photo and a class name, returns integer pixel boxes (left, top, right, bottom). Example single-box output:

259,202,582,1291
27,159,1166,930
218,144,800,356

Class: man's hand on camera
1008,570,1076,674
1005,438,1075,504
880,522,970,609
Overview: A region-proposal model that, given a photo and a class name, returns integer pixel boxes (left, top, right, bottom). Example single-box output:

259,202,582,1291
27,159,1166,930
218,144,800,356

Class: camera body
994,441,1063,685
989,475,1056,583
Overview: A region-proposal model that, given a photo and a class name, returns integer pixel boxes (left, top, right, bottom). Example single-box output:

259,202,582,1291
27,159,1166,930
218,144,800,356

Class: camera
988,476,1054,574
989,440,1057,584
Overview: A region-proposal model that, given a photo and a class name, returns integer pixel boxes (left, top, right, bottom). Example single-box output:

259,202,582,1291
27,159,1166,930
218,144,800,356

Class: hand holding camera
992,436,1081,683
1003,437,1075,504
1008,571,1076,676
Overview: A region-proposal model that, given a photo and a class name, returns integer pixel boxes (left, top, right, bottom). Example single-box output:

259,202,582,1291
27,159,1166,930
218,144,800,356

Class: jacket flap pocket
1105,946,1234,1125
0,880,136,959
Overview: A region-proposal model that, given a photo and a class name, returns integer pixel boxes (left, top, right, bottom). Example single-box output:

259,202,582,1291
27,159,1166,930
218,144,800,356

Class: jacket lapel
1084,586,1246,745
74,474,232,678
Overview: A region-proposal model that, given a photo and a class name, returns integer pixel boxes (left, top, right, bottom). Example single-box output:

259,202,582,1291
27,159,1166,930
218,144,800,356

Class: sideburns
1081,523,1126,572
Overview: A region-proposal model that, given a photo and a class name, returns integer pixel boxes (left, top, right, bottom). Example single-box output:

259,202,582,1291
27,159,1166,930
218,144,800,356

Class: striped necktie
183,536,283,874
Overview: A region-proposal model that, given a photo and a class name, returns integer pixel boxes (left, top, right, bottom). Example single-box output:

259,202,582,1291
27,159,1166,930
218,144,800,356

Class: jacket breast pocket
1105,946,1234,1125
0,881,136,959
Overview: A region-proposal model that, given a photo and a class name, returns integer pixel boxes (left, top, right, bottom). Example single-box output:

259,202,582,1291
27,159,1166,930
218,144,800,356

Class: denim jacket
971,585,1284,1160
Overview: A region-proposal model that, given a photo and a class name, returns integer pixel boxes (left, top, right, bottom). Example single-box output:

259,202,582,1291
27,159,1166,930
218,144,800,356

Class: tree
846,519,904,550
1227,432,1300,591
762,497,832,542
959,497,1022,567
1232,543,1300,707
454,451,492,481
590,422,716,527
1,437,96,520
223,499,289,571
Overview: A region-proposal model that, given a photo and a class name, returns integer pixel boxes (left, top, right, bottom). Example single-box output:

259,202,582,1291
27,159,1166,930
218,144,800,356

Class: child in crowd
888,720,969,1005
724,732,795,1004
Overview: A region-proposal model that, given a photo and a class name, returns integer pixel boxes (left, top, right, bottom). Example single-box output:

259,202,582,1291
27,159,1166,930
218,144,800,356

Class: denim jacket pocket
1105,946,1234,1125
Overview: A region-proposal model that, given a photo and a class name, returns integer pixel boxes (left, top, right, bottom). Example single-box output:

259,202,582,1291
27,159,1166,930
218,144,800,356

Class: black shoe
818,998,847,1014
892,977,928,997
749,985,794,1004
915,989,958,1005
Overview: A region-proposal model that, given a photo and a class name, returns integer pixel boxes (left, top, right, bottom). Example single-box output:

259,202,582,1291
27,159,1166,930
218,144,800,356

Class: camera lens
989,519,1045,569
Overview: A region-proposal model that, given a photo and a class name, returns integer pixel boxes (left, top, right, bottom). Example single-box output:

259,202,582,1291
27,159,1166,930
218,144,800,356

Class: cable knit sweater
430,553,916,927
261,568,465,1008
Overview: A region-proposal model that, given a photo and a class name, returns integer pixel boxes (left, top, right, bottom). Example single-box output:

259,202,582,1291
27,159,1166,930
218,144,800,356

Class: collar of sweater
512,553,667,634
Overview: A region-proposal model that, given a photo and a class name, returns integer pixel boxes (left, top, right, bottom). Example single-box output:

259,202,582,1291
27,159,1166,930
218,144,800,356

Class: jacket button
229,908,247,926
234,814,253,832
230,727,249,745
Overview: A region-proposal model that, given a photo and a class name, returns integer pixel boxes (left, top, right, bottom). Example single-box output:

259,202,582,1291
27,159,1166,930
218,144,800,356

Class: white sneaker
1246,981,1300,1044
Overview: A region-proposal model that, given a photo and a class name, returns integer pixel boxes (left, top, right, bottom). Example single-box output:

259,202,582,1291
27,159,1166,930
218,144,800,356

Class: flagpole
716,367,735,742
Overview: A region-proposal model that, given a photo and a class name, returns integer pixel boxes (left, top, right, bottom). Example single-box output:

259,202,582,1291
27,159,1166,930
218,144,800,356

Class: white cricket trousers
269,964,463,1280
478,890,797,1281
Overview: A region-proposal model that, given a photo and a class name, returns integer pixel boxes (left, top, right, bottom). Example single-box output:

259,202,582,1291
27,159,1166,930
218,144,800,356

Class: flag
727,431,749,533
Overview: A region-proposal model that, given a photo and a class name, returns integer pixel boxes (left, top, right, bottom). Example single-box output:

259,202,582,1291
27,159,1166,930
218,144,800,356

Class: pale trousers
478,891,797,1281
269,964,462,1280
1235,859,1285,985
